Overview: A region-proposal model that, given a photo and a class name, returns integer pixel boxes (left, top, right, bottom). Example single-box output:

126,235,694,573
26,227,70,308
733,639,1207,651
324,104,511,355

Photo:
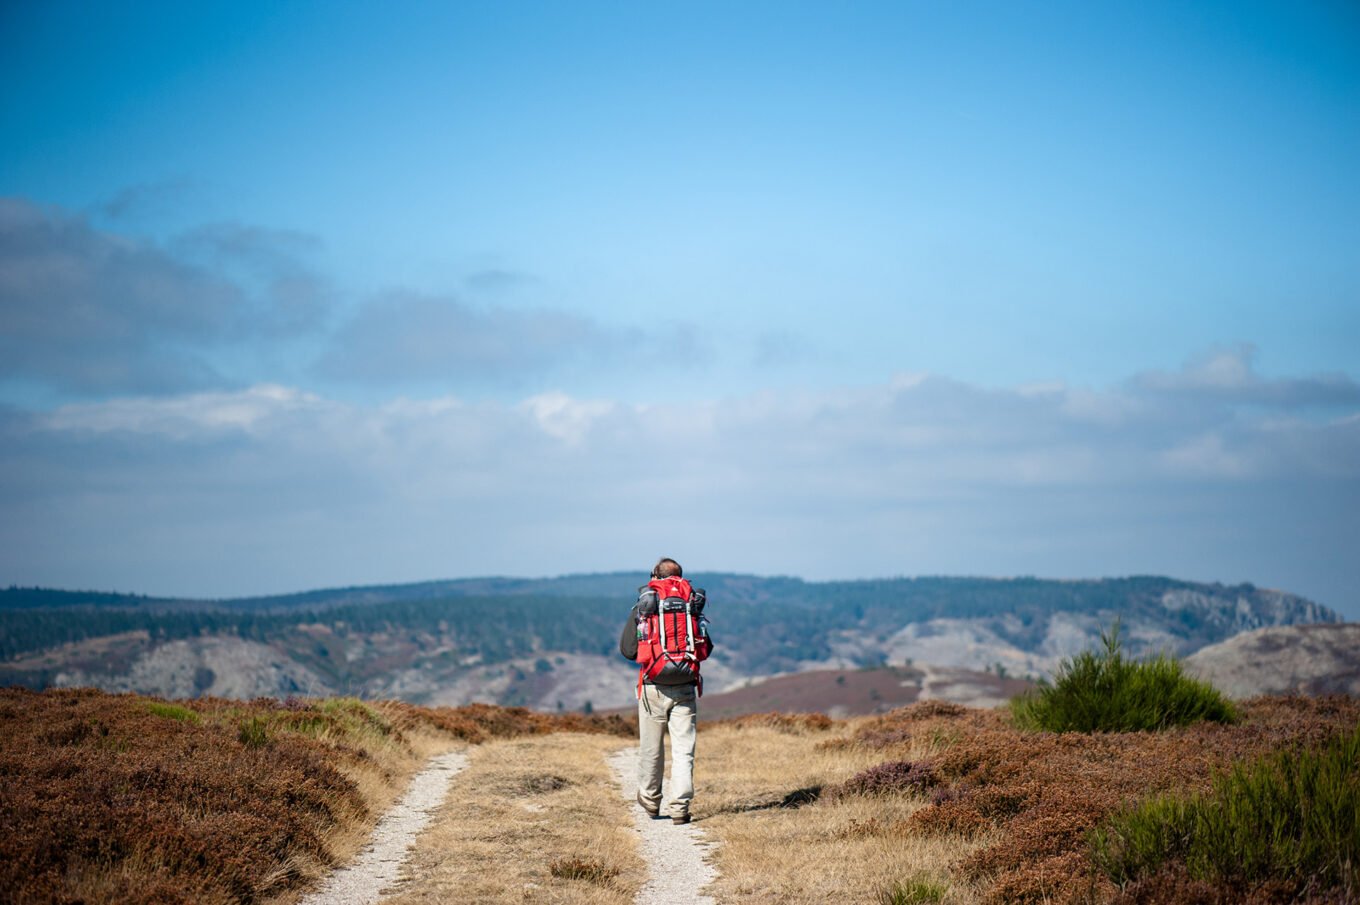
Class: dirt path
300,750,468,905
609,748,718,905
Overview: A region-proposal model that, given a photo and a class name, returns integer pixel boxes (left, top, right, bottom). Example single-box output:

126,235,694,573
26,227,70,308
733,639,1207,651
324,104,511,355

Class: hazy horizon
7,569,1343,618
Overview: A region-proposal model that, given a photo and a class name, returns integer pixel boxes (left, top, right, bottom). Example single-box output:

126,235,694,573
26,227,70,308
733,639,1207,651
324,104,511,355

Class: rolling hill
0,573,1341,709
1184,622,1360,698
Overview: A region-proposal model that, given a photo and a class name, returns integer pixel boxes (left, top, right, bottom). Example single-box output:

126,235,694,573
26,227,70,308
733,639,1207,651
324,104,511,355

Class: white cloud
520,392,616,445
1134,344,1360,409
1159,432,1251,478
41,384,323,437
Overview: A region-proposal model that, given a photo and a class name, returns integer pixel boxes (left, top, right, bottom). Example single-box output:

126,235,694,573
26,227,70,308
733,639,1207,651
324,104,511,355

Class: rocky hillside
0,574,1340,709
697,663,1035,719
1184,623,1360,698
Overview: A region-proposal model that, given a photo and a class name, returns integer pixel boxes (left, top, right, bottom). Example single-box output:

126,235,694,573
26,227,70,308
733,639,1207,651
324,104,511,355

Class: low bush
825,759,937,800
820,699,974,753
717,711,835,733
378,699,634,743
878,875,947,904
237,714,270,748
144,700,200,723
1010,622,1237,733
548,856,620,884
1091,721,1360,899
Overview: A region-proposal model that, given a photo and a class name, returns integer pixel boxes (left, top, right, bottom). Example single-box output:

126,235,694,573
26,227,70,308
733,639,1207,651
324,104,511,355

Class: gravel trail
300,750,468,905
610,747,718,905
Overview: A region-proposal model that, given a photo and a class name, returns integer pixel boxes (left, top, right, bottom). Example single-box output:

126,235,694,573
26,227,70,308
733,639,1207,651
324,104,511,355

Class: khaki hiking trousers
636,682,697,818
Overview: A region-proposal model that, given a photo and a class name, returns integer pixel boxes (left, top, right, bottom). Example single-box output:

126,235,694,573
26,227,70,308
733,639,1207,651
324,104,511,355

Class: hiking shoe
636,793,659,818
672,813,691,825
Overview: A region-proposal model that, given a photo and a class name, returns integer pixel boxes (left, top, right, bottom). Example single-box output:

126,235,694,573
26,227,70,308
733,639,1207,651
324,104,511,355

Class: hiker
619,556,713,825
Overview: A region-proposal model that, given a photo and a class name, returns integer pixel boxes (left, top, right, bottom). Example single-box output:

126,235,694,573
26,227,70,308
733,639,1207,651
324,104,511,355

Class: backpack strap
657,596,668,659
684,597,695,656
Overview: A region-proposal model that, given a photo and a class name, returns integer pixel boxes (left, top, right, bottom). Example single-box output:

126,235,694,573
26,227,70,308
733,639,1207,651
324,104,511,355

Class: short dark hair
651,557,683,578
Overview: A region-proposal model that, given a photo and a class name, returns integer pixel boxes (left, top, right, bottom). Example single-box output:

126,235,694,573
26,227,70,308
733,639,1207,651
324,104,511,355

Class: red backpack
634,576,711,696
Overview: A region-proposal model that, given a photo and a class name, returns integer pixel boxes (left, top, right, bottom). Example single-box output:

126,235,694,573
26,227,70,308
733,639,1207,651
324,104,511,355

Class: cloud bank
2,348,1355,613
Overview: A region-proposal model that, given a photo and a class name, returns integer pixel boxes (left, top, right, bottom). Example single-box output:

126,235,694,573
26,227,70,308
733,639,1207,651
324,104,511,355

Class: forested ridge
2,574,1336,670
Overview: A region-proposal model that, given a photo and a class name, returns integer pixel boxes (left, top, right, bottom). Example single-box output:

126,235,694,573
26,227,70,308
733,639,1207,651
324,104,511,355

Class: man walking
619,557,712,824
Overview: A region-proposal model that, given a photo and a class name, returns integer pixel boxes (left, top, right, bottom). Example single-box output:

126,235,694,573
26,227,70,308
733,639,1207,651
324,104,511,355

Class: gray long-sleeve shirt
619,602,642,661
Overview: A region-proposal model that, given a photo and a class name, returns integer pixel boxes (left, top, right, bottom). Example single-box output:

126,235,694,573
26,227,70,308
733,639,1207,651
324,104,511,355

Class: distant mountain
1184,623,1360,698
0,574,1340,710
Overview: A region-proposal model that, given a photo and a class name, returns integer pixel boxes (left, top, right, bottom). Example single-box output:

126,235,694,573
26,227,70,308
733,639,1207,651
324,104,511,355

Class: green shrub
237,716,270,748
318,697,392,741
1010,621,1237,733
144,701,200,723
878,876,947,905
1091,721,1360,896
278,713,331,738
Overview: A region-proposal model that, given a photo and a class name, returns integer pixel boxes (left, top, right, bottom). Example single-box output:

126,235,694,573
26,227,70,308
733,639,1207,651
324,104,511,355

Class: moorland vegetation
1092,720,1360,900
2,628,1355,904
0,688,629,904
705,695,1357,904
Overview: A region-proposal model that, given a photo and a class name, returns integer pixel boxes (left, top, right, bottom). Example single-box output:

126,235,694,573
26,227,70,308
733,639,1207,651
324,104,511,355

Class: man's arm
619,605,639,660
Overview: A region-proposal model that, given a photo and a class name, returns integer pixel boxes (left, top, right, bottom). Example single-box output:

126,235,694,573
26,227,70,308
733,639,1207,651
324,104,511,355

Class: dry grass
699,710,992,904
381,732,644,905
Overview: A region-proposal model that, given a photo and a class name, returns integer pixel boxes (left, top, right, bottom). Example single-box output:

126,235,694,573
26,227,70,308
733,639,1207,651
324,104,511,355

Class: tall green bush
1091,722,1360,895
1010,621,1237,732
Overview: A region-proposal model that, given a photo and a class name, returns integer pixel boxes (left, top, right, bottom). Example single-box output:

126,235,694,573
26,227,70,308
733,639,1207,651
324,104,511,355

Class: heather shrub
378,700,634,742
0,688,636,905
1011,622,1237,733
0,688,368,903
720,711,835,733
1091,721,1360,898
826,759,937,800
901,700,967,719
821,699,973,753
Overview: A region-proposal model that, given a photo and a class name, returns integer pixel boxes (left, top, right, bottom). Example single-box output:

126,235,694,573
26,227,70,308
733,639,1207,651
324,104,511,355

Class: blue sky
1,2,1358,616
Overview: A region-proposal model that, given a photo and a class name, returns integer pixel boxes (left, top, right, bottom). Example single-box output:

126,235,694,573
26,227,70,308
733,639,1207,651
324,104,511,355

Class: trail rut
300,750,468,905
610,747,718,905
